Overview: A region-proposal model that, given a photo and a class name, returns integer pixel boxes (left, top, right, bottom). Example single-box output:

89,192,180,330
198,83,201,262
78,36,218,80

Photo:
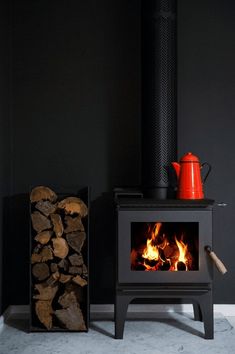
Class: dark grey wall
1,0,235,311
0,0,10,314
178,0,235,303
3,0,141,310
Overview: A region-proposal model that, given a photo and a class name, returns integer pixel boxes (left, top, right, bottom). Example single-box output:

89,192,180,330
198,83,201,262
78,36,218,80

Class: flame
175,236,188,270
142,239,159,261
142,223,162,261
131,222,194,272
151,222,162,240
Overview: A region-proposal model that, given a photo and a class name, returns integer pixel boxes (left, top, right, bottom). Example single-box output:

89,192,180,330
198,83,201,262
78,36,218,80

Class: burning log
177,261,187,271
30,186,88,331
131,222,195,272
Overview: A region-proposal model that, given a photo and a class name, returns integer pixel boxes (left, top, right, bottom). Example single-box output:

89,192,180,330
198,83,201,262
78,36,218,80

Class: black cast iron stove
115,195,214,339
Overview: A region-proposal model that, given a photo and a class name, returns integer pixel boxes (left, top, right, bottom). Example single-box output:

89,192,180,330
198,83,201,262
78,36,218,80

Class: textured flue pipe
142,0,177,199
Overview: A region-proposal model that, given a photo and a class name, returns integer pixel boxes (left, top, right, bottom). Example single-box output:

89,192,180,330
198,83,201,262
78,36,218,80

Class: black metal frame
29,186,90,332
115,198,214,339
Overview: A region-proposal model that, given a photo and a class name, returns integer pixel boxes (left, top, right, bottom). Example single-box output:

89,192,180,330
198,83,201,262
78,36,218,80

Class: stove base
115,284,213,339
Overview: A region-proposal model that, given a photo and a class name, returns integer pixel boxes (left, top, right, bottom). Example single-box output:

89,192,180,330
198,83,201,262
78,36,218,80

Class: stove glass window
131,222,199,271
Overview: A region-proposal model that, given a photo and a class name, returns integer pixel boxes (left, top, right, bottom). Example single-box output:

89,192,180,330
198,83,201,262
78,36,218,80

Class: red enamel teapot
171,152,211,199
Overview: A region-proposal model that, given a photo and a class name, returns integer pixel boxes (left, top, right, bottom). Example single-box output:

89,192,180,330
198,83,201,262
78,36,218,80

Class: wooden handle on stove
205,246,227,275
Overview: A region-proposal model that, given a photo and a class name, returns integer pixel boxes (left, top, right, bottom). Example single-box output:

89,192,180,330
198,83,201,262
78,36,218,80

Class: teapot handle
201,162,212,183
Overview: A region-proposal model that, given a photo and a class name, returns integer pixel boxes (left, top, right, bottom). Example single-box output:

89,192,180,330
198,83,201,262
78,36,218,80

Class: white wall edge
4,303,235,319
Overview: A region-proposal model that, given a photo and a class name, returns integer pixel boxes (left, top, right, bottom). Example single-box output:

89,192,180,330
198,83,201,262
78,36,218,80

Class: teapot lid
180,152,200,162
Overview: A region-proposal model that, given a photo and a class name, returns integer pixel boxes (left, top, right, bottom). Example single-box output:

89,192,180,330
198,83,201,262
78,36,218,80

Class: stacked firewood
30,186,88,331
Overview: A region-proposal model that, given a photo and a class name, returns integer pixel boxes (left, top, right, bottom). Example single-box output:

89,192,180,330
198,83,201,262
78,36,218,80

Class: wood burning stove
115,197,214,339
113,0,221,340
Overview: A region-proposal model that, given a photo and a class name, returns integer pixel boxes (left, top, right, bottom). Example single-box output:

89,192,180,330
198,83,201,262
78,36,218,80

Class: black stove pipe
142,0,177,199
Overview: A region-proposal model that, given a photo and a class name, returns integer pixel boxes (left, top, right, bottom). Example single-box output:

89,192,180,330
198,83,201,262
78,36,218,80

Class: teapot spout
171,162,181,179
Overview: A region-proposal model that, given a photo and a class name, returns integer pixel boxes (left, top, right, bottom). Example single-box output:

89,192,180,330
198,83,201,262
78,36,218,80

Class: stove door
117,209,213,284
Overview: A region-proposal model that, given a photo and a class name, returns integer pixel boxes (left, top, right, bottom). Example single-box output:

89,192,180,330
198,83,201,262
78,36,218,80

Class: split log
59,274,72,284
58,197,88,217
64,215,84,233
31,246,53,263
66,231,86,253
58,259,69,272
35,300,53,330
31,187,88,331
82,264,88,277
69,266,82,275
65,283,83,303
50,214,64,237
31,211,52,233
50,263,59,273
52,238,69,259
32,263,50,281
34,230,53,245
46,271,60,286
54,303,86,331
35,200,57,217
69,253,83,266
33,283,58,301
58,291,77,308
30,186,57,203
72,275,87,287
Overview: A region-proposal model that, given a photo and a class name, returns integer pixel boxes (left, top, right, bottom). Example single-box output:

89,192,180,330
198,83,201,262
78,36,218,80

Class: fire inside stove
131,222,199,271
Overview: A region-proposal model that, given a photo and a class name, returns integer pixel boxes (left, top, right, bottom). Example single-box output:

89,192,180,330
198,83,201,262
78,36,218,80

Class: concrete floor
0,311,235,354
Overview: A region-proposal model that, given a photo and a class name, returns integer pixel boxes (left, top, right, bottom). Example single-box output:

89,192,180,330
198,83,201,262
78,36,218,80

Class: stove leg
199,291,214,339
193,302,202,321
115,294,132,339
